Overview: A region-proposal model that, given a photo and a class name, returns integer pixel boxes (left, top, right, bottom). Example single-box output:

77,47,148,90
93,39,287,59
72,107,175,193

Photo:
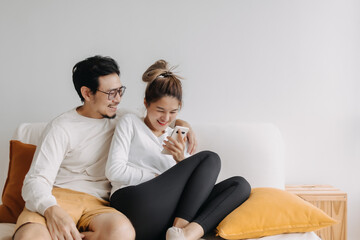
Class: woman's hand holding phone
162,127,188,162
174,119,197,155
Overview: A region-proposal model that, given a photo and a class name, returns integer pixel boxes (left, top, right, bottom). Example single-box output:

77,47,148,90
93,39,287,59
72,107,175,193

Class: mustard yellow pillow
216,188,336,239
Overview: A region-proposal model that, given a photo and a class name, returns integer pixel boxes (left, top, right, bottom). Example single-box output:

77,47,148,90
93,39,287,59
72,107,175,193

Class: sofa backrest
13,121,285,189
193,123,284,189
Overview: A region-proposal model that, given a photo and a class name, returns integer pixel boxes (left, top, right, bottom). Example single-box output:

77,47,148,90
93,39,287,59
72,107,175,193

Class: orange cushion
0,140,36,223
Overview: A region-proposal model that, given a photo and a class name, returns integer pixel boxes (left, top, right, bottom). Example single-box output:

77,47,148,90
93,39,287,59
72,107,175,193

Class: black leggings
110,151,251,240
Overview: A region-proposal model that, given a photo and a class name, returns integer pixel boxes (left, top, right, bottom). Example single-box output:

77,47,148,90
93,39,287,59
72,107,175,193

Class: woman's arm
105,115,155,188
174,119,197,155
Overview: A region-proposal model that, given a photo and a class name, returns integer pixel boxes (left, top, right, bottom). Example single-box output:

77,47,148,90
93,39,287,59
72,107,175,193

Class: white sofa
0,122,286,239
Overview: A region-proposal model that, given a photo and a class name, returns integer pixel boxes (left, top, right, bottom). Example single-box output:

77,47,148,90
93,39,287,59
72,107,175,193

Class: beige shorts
15,187,119,233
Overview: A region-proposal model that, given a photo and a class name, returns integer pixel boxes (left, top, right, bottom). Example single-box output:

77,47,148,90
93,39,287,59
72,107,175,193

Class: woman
106,60,251,240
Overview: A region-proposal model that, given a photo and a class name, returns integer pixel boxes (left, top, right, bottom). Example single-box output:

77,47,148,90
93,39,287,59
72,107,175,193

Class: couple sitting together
14,56,251,240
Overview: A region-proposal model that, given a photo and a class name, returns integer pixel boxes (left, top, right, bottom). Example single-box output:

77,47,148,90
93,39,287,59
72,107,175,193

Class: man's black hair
72,55,120,102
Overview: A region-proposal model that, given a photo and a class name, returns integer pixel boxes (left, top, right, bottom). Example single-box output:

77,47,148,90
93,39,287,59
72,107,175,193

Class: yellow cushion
216,188,337,239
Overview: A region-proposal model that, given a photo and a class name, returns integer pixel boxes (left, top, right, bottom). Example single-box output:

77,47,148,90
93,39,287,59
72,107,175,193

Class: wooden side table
285,185,347,240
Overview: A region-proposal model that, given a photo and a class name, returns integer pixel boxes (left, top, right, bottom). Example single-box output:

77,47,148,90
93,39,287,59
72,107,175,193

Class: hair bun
142,60,169,83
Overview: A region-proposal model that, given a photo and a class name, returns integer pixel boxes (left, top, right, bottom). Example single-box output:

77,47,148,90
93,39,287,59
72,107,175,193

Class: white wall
0,0,359,238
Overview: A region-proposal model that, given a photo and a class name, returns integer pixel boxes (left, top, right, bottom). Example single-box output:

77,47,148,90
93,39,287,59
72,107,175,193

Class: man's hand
174,119,198,155
186,128,197,155
44,205,84,240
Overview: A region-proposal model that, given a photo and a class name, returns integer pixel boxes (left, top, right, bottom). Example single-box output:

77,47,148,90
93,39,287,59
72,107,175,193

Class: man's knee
13,223,51,240
108,219,136,240
90,212,135,240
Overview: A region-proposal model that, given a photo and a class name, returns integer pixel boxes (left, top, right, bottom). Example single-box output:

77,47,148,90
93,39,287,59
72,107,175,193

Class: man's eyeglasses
97,86,126,100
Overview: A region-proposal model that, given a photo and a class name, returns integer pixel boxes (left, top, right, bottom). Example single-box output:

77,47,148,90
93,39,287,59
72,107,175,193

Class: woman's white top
106,113,188,196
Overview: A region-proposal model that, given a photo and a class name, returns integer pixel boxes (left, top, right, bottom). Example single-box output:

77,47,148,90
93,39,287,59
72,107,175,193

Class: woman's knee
198,150,221,171
230,176,251,200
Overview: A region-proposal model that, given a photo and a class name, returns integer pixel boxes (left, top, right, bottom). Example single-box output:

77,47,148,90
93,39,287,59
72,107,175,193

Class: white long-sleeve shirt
22,108,126,215
106,113,189,196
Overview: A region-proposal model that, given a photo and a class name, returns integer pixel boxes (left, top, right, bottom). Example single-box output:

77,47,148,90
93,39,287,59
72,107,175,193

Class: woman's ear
144,98,148,108
81,86,93,102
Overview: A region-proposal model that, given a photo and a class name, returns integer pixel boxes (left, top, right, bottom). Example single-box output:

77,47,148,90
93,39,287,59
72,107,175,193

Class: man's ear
81,86,93,102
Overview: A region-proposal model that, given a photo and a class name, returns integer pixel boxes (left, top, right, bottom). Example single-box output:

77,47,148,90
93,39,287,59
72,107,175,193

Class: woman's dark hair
72,55,120,102
142,60,182,107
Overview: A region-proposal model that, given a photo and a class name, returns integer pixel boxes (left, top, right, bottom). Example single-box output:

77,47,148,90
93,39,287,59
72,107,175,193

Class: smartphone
161,126,189,155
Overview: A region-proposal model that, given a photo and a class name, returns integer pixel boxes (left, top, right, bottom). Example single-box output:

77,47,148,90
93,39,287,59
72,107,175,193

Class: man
14,56,197,240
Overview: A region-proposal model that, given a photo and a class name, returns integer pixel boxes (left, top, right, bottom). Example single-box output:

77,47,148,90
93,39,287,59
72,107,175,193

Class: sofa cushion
0,223,15,240
0,141,36,223
216,188,336,239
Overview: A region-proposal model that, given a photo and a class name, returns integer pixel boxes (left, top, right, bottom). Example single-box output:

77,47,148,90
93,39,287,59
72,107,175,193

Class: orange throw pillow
0,140,36,223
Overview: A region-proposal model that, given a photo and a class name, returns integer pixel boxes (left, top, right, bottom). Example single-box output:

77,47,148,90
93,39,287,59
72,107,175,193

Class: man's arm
174,119,197,155
22,124,66,214
22,123,82,240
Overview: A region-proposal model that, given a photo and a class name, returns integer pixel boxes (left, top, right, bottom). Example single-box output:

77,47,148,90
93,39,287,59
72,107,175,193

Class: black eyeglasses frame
97,86,126,100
